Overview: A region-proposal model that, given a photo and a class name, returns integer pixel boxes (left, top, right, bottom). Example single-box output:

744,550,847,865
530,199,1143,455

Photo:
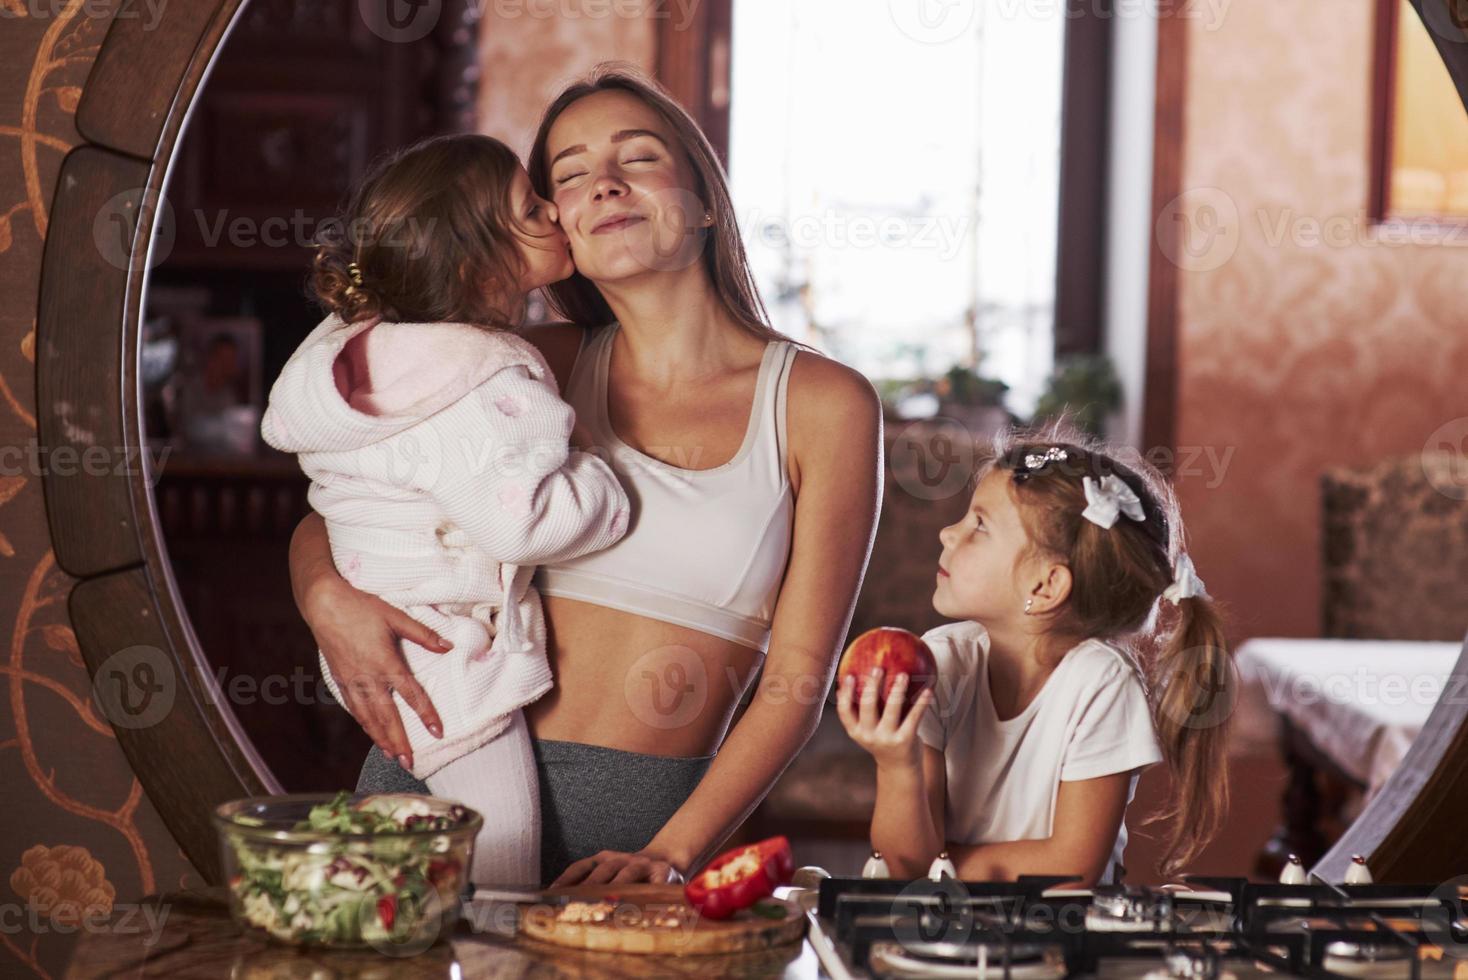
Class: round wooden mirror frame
35,0,1468,886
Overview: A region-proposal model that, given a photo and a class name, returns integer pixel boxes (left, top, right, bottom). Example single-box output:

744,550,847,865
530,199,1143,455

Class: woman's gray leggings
356,737,713,887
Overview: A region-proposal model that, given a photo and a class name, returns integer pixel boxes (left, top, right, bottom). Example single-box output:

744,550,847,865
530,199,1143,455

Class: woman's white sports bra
533,322,798,653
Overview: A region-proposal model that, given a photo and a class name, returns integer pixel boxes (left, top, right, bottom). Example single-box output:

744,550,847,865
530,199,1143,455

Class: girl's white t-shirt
916,619,1165,885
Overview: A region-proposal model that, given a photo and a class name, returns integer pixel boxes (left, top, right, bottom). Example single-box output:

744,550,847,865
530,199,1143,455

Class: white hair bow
1163,552,1209,604
1081,475,1146,529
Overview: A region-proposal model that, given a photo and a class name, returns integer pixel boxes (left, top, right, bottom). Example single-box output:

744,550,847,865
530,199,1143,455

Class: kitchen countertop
63,885,827,979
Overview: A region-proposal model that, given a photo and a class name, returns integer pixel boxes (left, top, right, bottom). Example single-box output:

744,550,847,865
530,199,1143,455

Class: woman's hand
835,667,934,772
304,576,453,770
550,848,687,887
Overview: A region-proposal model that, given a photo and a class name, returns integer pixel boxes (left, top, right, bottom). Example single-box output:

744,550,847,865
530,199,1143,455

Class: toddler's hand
835,667,933,772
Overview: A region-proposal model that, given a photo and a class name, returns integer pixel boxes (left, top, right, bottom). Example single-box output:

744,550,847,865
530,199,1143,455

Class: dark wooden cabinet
154,453,369,791
162,0,480,270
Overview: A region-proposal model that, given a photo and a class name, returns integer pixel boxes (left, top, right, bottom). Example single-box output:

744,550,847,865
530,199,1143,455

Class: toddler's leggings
423,708,539,888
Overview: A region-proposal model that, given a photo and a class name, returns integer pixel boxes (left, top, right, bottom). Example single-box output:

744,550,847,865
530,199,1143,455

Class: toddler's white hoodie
262,313,628,779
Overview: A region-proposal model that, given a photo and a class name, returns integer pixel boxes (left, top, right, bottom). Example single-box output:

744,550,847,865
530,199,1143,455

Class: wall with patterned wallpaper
476,0,658,158
1171,0,1468,643
0,5,206,979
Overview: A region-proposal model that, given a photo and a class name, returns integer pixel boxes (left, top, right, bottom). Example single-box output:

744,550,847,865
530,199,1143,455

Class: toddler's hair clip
1009,446,1069,484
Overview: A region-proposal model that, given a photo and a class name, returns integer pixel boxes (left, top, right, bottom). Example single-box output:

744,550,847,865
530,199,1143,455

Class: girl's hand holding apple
836,667,934,771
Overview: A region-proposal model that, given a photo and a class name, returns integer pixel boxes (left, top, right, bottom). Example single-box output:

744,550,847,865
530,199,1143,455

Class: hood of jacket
261,312,553,455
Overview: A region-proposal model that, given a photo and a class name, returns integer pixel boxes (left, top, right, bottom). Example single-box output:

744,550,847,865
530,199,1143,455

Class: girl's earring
1024,598,1034,614
703,209,714,226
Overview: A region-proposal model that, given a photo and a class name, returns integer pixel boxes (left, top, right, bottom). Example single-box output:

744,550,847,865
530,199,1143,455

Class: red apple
837,627,938,717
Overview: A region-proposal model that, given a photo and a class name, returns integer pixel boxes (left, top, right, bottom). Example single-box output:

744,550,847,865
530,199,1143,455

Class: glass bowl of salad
214,790,481,950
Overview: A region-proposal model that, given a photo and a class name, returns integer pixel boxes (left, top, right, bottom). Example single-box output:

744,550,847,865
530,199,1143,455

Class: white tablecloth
1235,637,1464,800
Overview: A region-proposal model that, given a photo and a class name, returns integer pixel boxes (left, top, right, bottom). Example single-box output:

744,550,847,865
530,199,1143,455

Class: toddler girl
261,134,630,887
838,420,1231,886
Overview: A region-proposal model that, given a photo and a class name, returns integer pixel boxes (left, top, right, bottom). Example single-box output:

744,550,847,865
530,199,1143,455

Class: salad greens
223,791,475,947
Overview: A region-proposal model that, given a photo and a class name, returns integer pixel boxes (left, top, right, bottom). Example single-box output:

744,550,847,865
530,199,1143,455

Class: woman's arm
288,511,454,769
555,356,884,885
947,769,1136,887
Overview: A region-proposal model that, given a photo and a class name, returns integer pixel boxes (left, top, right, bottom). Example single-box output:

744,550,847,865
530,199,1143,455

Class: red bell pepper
377,894,397,931
684,836,794,920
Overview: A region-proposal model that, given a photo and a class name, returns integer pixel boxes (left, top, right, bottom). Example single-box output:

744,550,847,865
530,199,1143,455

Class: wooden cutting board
517,882,807,956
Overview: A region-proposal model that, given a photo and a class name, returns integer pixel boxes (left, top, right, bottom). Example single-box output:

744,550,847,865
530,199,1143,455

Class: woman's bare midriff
519,325,794,759
523,593,766,758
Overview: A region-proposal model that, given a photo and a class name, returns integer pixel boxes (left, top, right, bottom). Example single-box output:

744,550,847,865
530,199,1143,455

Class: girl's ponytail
1143,591,1235,879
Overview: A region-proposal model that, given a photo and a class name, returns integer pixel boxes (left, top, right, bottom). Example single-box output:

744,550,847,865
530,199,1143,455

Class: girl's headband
1001,444,1207,605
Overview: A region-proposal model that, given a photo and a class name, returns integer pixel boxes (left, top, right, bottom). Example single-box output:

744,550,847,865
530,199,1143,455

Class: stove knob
927,851,957,882
861,852,890,880
1164,945,1221,980
1279,853,1308,885
791,866,832,889
1344,854,1373,885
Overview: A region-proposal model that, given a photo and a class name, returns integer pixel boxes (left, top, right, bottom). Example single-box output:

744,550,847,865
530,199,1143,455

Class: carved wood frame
37,0,1468,886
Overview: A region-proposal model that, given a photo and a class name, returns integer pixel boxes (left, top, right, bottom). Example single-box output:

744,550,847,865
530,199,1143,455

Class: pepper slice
684,836,794,920
377,894,397,932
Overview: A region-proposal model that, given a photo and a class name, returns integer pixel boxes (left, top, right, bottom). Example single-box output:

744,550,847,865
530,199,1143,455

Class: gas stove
796,873,1468,979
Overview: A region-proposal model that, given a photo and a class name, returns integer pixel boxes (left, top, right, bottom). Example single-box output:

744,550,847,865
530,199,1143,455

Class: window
728,2,1067,417
1372,0,1468,220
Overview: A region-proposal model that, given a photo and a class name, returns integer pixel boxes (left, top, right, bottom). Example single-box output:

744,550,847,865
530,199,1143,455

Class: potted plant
1031,354,1122,437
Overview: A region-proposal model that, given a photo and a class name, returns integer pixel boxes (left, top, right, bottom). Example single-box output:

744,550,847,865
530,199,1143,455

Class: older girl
839,421,1231,885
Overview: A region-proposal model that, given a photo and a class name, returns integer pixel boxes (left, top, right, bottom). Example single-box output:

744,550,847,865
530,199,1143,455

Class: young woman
286,64,884,887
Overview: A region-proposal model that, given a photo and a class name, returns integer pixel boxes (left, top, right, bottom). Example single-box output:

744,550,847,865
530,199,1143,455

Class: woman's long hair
974,416,1235,879
526,62,788,344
